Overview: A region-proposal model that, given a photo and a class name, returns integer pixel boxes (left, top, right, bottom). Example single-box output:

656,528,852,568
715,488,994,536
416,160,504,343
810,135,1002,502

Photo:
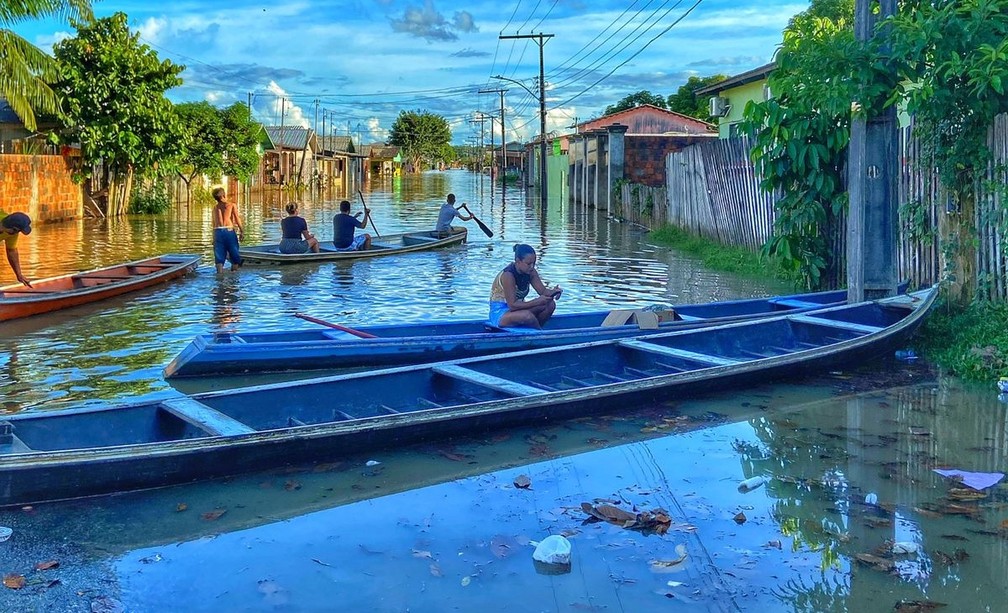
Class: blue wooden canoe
164,288,852,377
0,287,936,506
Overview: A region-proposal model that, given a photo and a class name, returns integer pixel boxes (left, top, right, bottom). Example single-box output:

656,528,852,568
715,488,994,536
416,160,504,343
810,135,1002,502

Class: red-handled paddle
294,313,377,339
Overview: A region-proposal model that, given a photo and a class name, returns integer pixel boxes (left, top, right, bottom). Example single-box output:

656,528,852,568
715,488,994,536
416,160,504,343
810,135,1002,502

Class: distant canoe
239,228,467,264
0,287,936,506
0,254,200,321
164,288,851,378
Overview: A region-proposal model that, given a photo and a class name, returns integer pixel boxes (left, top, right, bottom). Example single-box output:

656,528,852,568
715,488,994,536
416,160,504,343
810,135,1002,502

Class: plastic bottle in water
738,476,767,492
895,349,918,362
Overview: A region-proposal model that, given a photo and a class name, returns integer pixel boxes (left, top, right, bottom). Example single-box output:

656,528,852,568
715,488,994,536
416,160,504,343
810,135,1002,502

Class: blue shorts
488,301,509,327
214,228,242,265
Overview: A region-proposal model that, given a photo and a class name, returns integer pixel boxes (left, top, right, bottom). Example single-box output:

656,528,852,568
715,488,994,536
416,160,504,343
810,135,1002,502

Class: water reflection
0,169,792,409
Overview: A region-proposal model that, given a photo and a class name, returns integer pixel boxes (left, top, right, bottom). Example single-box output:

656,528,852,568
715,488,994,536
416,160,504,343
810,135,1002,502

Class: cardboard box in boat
601,308,678,329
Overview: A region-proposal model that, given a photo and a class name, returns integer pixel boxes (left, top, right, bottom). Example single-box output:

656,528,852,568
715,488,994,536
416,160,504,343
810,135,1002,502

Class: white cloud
264,81,310,128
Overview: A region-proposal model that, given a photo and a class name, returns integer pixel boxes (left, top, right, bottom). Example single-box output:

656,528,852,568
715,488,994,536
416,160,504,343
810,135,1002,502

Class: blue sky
22,0,806,144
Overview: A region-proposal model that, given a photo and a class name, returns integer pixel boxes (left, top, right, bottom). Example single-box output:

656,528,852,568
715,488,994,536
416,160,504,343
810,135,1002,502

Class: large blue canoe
165,288,852,377
0,287,936,506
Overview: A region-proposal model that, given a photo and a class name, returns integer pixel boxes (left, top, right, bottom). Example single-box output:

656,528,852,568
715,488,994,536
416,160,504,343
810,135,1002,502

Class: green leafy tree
54,12,184,216
0,0,93,132
387,110,451,172
743,0,857,289
174,101,223,202
667,75,727,120
886,0,1008,304
219,102,262,181
603,90,667,116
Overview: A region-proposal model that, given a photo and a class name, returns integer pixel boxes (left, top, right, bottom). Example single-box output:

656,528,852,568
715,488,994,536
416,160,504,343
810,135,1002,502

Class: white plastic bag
532,535,571,565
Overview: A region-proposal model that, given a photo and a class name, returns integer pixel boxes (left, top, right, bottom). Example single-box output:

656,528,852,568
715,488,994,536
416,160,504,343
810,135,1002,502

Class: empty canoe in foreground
238,227,467,264
164,288,850,377
0,254,201,321
0,287,936,507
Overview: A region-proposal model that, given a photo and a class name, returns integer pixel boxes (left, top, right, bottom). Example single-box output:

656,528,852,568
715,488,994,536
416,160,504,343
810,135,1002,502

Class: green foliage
220,102,262,181
387,109,452,172
190,184,215,206
743,0,858,290
174,101,223,183
128,179,171,214
667,75,727,120
0,0,93,132
886,0,1008,303
53,12,184,184
603,90,667,117
917,298,1008,381
649,225,802,287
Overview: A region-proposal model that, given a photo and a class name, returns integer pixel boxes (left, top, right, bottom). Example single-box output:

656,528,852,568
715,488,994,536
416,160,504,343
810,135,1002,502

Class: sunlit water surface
0,170,790,409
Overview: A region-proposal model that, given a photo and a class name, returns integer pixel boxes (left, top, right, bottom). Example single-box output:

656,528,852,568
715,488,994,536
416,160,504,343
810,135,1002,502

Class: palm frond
0,29,59,131
0,0,94,27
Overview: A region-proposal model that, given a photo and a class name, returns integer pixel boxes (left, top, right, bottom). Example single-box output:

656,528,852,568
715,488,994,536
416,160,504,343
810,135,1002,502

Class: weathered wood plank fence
615,114,1008,298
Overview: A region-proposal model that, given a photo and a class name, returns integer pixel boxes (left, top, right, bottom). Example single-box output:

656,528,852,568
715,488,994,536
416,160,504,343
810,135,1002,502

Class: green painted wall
717,80,766,138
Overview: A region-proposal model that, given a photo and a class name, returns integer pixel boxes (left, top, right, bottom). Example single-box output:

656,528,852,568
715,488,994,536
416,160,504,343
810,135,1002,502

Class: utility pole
479,87,507,185
848,0,898,301
499,32,553,206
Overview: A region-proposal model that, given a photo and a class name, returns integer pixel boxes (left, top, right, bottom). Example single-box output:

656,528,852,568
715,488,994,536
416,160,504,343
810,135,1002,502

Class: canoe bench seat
160,398,256,437
770,298,825,309
432,364,544,397
618,339,741,367
788,314,883,335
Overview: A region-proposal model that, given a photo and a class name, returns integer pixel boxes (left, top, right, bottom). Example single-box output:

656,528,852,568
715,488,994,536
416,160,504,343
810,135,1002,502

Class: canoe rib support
432,364,544,397
788,314,883,335
617,339,741,367
161,398,256,437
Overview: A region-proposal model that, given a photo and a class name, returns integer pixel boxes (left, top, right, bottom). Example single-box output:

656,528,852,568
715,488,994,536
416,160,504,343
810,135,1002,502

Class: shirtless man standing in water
211,187,244,273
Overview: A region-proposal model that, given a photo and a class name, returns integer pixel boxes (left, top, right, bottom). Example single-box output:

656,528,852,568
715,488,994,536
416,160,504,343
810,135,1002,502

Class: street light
493,74,547,206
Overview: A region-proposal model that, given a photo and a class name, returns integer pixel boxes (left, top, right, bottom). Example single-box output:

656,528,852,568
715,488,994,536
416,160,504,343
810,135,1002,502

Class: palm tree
0,0,93,131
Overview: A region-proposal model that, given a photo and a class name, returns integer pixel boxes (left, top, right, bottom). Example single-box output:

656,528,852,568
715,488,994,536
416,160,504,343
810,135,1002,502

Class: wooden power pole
847,0,898,301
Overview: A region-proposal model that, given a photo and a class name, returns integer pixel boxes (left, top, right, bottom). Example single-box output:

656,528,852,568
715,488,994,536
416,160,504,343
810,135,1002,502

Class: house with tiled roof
577,104,714,136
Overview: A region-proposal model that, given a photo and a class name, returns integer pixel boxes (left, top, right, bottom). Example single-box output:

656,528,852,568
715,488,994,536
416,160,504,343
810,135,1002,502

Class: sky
21,0,808,145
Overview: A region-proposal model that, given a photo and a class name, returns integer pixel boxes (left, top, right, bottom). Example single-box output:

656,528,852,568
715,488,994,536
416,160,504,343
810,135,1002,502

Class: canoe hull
239,228,467,264
0,254,200,321
0,288,937,507
165,289,850,377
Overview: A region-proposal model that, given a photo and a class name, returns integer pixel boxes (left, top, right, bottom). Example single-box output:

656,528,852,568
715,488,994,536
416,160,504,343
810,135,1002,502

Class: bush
128,180,172,214
917,299,1008,382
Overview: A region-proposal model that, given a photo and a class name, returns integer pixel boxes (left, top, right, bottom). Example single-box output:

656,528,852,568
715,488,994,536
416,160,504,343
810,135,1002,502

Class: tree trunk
939,190,977,306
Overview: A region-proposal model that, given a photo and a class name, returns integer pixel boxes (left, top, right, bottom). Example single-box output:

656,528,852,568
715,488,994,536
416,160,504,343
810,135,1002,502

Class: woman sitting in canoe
279,203,320,254
489,243,562,329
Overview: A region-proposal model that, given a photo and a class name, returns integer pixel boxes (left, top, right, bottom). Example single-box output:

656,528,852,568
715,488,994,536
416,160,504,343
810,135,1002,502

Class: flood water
1,170,789,410
1,172,999,612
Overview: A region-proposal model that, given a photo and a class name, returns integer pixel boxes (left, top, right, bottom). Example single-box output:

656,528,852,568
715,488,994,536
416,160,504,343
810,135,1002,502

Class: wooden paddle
294,313,377,339
462,204,494,238
358,190,381,238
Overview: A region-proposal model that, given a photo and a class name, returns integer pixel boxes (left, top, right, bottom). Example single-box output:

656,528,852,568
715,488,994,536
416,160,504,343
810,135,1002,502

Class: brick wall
625,135,717,187
0,154,82,222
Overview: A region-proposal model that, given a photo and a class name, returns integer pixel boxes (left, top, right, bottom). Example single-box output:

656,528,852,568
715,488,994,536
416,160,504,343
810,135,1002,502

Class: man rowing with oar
435,193,473,238
332,200,372,251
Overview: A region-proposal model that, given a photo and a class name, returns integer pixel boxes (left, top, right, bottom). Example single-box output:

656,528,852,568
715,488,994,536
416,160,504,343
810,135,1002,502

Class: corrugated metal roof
0,98,23,124
264,126,312,150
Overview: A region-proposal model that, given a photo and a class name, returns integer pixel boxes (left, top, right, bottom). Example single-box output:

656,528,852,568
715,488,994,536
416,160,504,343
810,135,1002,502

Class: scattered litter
0,526,11,543
650,544,688,573
365,460,381,467
531,535,571,565
894,599,948,612
892,541,919,555
733,512,747,525
580,501,672,535
864,492,878,505
666,581,686,588
933,469,1004,490
895,349,918,362
737,476,766,493
513,474,531,489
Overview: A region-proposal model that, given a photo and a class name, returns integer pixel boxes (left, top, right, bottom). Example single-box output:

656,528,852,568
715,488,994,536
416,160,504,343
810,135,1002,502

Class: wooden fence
615,114,1008,297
